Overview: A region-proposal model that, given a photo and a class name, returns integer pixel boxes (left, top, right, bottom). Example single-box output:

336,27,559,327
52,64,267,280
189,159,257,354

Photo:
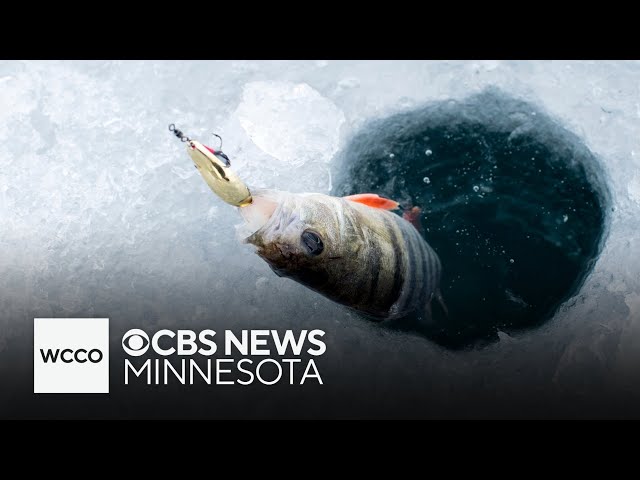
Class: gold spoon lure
169,124,252,207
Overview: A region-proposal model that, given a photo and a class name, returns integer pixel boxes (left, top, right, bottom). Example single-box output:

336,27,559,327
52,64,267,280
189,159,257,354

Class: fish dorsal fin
344,193,399,210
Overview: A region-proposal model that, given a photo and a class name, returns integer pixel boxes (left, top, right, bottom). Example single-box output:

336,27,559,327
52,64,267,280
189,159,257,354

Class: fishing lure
169,124,252,207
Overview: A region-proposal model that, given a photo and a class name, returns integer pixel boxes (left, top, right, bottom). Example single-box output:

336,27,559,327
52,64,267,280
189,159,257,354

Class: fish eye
301,230,324,256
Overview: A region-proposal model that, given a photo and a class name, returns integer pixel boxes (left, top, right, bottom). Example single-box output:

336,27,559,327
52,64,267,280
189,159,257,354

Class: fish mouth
242,194,300,271
245,236,298,277
242,189,288,248
252,242,295,265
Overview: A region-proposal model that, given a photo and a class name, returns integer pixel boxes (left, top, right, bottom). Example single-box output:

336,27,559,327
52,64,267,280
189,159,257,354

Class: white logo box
34,318,109,394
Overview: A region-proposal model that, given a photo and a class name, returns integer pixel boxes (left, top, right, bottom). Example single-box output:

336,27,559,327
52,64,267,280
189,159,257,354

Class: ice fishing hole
333,89,610,349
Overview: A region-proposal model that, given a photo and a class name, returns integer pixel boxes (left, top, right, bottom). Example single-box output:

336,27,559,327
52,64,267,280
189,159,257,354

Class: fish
241,189,447,322
172,125,446,322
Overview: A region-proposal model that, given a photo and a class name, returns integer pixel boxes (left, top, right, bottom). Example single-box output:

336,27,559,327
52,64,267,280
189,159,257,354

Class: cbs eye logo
122,329,150,356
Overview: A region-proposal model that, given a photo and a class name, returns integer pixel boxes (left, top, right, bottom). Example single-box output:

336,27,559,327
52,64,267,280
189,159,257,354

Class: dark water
333,89,610,349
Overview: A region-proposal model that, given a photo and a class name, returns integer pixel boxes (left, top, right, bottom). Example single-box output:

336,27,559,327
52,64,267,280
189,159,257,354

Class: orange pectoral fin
343,193,400,210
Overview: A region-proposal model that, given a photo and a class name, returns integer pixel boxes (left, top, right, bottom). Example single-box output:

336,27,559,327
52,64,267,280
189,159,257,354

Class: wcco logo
40,348,104,364
34,318,109,394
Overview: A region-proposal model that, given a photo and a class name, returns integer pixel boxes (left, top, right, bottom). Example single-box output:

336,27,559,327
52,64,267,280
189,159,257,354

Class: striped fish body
244,190,442,320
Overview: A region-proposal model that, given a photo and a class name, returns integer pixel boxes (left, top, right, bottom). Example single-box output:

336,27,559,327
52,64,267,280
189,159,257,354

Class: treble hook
211,133,223,150
210,132,231,166
169,124,232,167
169,123,191,143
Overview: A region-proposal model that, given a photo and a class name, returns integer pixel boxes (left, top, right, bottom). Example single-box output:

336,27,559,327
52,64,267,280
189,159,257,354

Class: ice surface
1,60,640,415
236,81,345,167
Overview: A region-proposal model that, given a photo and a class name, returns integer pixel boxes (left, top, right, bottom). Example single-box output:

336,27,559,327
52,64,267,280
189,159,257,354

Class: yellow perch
171,124,447,323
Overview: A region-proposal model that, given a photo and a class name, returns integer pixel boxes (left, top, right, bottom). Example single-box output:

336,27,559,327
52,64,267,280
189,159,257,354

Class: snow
1,60,640,415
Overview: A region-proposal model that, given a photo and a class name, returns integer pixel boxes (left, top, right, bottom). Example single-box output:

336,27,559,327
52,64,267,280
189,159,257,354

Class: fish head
244,191,357,286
